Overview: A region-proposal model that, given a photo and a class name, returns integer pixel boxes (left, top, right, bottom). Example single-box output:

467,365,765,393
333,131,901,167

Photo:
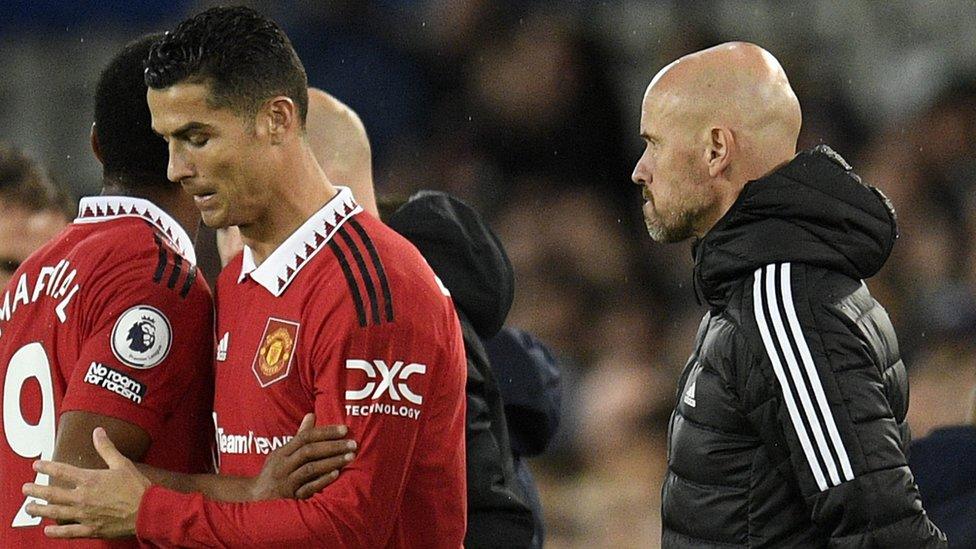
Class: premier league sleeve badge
111,305,172,369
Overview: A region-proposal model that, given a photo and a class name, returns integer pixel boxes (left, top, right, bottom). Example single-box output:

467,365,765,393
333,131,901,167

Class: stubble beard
643,199,702,243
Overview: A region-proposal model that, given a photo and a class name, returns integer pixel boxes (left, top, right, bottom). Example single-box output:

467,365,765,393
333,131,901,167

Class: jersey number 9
2,342,55,527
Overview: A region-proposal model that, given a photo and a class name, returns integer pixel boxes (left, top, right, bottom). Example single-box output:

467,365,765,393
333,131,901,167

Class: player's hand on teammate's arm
250,412,357,500
20,415,356,539
22,427,148,539
135,412,355,501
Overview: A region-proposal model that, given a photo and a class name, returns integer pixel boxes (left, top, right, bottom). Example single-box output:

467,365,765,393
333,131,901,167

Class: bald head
644,42,801,178
306,88,378,216
632,42,802,242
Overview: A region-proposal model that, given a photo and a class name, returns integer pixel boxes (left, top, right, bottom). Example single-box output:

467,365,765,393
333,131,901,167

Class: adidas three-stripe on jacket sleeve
662,147,945,547
136,187,468,548
0,196,215,549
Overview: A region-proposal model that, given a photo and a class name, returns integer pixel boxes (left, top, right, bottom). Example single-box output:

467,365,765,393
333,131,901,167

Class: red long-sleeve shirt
0,196,214,549
136,188,467,548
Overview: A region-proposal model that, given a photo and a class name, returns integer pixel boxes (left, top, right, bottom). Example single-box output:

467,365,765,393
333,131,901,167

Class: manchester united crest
252,318,299,387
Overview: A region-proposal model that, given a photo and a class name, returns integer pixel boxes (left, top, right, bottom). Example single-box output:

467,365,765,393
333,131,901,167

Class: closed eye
0,258,21,274
188,135,209,148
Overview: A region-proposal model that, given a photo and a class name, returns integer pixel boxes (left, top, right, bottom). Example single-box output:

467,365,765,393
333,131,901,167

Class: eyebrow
169,122,213,140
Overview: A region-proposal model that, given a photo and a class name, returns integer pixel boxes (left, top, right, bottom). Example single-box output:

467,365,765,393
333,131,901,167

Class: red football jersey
0,196,215,549
136,187,468,548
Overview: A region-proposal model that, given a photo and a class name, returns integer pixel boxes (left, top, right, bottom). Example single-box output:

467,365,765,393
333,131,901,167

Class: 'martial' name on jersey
0,258,80,332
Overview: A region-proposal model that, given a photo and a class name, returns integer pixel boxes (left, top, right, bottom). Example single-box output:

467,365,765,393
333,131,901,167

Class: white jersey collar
238,186,362,296
76,196,197,265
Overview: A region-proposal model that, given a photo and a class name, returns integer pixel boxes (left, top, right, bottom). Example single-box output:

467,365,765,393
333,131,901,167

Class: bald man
633,43,945,548
306,88,378,217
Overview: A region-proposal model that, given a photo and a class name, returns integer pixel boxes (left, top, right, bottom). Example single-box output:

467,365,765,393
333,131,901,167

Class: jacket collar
76,196,197,265
238,186,362,296
693,145,897,308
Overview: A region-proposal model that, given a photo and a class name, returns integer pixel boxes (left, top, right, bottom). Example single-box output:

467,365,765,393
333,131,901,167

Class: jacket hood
693,145,898,307
387,191,514,338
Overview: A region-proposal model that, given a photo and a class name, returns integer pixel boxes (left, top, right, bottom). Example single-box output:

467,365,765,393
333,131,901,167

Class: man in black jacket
387,192,536,548
632,42,946,547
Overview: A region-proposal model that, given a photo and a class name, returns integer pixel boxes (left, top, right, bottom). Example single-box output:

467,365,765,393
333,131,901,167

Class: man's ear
265,96,298,145
91,123,104,165
705,126,734,178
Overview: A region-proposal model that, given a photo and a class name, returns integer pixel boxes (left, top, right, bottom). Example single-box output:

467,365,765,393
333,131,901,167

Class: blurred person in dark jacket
631,42,944,547
907,341,976,548
485,327,562,548
909,423,976,548
387,191,536,548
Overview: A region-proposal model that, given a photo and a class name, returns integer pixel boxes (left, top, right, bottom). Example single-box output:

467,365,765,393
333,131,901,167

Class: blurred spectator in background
0,143,73,286
464,11,633,212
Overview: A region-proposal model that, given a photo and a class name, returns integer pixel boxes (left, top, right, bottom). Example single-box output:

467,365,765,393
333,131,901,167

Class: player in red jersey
26,7,468,548
7,33,358,547
0,33,213,549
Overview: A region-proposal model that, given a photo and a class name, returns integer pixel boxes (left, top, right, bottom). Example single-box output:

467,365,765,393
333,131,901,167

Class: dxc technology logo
344,359,426,405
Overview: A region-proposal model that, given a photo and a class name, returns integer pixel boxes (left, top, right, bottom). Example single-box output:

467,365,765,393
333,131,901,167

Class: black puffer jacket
662,146,947,548
388,192,535,549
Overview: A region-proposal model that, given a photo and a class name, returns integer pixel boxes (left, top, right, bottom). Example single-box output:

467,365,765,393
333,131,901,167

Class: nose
631,164,644,185
632,149,651,186
167,143,194,183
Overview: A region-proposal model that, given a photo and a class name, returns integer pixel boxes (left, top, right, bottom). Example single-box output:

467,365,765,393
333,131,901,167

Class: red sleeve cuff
136,484,193,546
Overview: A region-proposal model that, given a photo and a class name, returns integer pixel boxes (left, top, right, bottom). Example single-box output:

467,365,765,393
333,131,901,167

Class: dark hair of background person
94,32,169,187
0,141,74,218
144,5,309,125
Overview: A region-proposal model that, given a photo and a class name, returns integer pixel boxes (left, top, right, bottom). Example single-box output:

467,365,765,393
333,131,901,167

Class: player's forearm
135,464,254,502
136,485,376,548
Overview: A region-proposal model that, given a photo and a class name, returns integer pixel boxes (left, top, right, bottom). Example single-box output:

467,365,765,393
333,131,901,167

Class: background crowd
2,1,975,547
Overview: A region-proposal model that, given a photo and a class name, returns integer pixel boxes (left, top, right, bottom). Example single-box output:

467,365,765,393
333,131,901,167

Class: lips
192,191,217,209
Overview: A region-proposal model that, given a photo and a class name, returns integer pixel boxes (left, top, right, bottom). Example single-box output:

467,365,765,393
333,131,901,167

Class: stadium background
3,1,975,546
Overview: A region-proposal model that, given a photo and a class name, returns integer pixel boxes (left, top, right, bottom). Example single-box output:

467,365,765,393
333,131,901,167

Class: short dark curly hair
95,32,169,185
145,6,309,126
